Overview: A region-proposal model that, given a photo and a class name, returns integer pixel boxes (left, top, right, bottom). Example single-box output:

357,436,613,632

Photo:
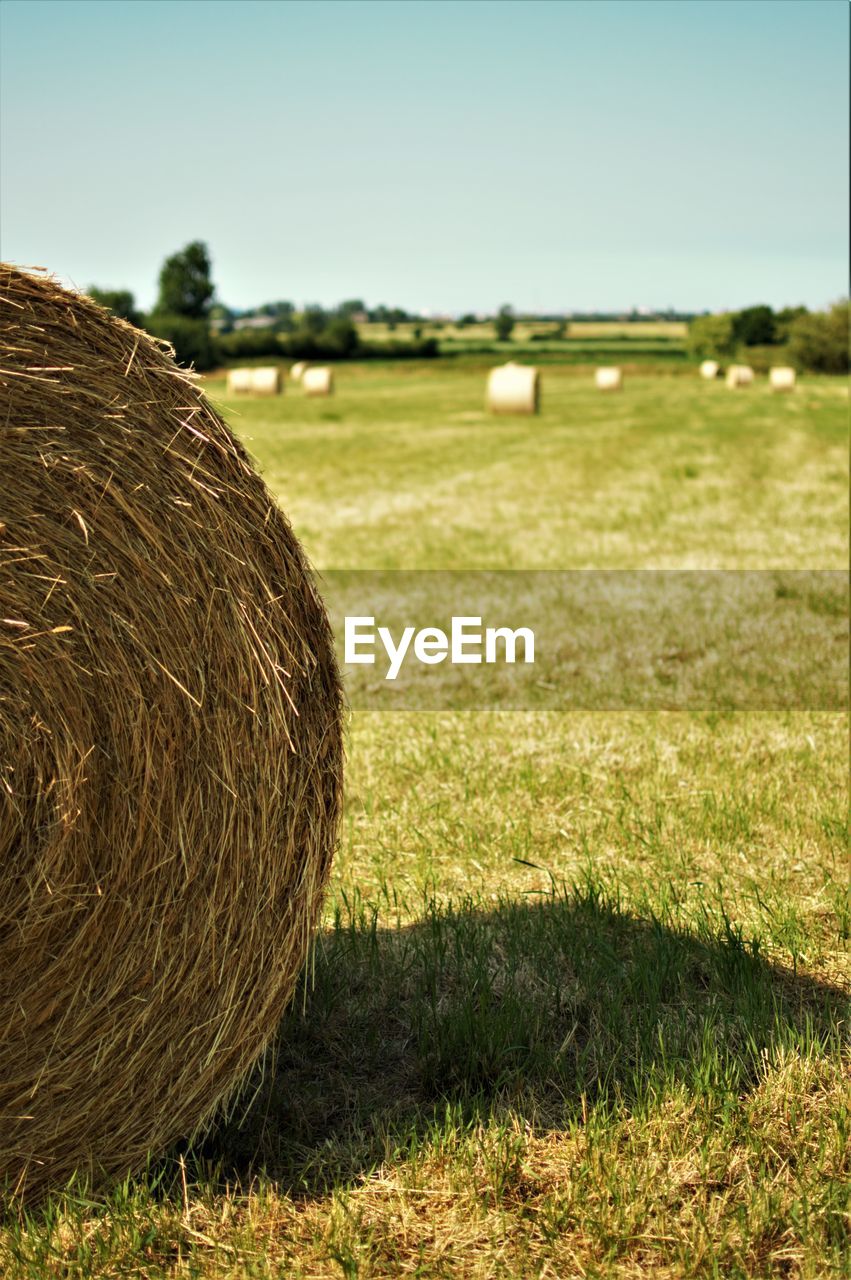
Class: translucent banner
318,571,848,710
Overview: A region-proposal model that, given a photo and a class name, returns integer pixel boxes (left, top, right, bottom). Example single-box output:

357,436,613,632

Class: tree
300,305,328,335
337,299,366,318
88,287,142,327
787,301,849,374
323,316,359,356
686,312,737,360
494,304,515,342
733,305,776,347
775,306,809,343
155,241,215,319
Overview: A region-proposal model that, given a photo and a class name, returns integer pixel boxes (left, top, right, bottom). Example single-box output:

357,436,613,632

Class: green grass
3,365,848,1278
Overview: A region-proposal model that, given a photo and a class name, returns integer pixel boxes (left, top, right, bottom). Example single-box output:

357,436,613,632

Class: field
4,366,848,1278
359,320,690,365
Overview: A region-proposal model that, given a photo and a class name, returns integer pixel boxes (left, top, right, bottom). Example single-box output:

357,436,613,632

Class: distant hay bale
769,366,797,391
0,265,343,1200
226,366,282,395
290,361,308,382
595,367,622,391
699,360,720,380
725,364,754,388
302,366,334,397
486,364,540,415
250,366,283,395
226,367,254,394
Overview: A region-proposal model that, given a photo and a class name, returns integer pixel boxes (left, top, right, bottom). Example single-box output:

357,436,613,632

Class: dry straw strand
0,265,343,1200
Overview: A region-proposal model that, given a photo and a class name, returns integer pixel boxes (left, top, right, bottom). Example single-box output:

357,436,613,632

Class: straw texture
0,266,343,1199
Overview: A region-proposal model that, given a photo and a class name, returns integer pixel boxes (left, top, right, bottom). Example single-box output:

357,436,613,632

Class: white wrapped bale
290,361,308,382
226,367,255,395
726,365,755,388
595,367,622,391
226,367,282,396
486,364,540,415
769,366,797,391
303,366,334,397
250,367,283,395
699,360,720,380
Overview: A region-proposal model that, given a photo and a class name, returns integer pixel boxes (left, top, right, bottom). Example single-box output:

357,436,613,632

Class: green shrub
686,313,737,360
87,287,143,327
494,305,515,342
145,313,219,371
733,305,776,347
787,302,849,374
218,328,282,360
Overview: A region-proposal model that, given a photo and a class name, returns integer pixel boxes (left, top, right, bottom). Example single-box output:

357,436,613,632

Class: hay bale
226,366,282,395
226,366,255,394
250,366,283,395
302,366,334,397
725,364,754,388
290,361,308,382
699,360,720,380
0,265,343,1199
486,364,540,415
769,366,797,391
595,366,622,391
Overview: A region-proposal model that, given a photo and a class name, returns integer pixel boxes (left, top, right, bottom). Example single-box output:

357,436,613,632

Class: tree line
88,242,438,371
89,242,848,375
687,302,849,374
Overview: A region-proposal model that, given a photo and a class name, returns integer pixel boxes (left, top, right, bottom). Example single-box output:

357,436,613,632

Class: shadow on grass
191,880,849,1195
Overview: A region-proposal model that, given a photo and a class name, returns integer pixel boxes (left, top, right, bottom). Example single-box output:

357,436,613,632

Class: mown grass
2,365,847,1278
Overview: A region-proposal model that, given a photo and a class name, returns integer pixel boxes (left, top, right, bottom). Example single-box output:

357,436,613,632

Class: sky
0,0,847,314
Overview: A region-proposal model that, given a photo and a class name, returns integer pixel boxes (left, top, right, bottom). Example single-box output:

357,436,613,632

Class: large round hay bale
0,265,343,1199
595,366,623,391
699,360,720,380
302,366,334,397
486,364,540,415
290,361,308,382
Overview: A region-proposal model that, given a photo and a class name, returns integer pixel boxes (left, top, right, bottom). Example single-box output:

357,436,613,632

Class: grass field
3,366,848,1279
359,321,689,365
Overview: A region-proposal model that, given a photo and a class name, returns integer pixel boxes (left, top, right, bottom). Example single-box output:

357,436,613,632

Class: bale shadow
192,882,849,1195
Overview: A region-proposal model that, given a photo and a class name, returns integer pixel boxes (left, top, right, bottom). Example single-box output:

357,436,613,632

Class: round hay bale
226,366,255,394
290,361,308,382
302,366,334,397
226,366,282,395
769,366,796,391
0,265,344,1200
486,364,540,415
249,366,283,395
725,364,754,388
595,367,622,391
699,360,720,380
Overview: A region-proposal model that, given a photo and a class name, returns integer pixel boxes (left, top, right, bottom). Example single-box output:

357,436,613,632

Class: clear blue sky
0,0,847,313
